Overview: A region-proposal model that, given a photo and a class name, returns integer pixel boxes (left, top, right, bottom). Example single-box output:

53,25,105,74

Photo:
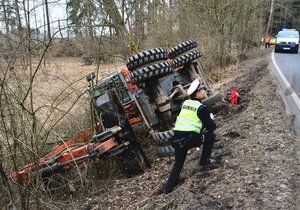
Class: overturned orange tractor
10,39,221,184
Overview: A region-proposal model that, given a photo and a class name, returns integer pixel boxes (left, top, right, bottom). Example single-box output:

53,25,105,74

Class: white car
275,29,299,53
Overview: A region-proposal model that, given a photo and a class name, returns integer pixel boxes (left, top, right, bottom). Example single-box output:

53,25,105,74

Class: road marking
271,51,300,111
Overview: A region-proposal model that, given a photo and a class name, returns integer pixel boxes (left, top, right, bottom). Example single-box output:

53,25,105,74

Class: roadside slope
78,50,299,209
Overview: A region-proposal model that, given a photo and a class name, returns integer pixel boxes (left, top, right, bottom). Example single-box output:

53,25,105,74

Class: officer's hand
210,113,215,120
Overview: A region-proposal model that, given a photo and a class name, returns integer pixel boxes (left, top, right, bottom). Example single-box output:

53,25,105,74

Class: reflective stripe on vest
173,99,203,133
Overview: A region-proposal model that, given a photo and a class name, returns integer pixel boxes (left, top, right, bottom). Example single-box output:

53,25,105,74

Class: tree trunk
2,0,10,34
87,2,94,40
66,0,70,39
33,0,39,39
45,0,51,39
58,19,63,38
102,0,137,56
43,1,46,40
266,0,275,34
14,0,22,32
133,0,145,46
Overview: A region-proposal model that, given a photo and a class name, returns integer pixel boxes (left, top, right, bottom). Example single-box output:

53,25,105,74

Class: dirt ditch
48,50,300,209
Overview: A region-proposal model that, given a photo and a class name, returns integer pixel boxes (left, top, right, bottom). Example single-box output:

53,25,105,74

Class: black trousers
265,43,270,48
164,131,215,192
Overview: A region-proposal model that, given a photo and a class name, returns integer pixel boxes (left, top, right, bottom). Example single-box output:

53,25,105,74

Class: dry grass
0,56,129,209
34,57,123,103
30,57,124,139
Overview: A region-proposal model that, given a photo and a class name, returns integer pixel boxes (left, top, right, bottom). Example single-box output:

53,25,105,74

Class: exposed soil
59,49,299,210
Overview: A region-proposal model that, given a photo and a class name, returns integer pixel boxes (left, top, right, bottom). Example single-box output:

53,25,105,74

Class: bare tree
1,0,10,34
45,0,51,39
14,0,22,32
266,0,276,34
102,0,138,55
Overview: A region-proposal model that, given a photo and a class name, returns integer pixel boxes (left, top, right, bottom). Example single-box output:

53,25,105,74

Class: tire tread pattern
126,48,168,71
168,39,198,58
130,61,174,83
173,49,202,68
152,130,174,145
156,145,175,157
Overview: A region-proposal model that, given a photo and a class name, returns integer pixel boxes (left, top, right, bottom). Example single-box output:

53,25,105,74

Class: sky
0,0,68,35
30,0,67,34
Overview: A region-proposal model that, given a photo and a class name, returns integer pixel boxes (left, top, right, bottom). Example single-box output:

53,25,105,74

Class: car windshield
277,31,299,38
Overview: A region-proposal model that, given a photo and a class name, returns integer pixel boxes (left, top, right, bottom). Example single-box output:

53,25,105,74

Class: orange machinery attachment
124,103,143,125
121,67,139,94
121,67,143,125
10,127,121,184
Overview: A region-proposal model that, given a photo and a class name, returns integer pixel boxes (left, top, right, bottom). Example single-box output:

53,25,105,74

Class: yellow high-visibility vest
173,99,203,133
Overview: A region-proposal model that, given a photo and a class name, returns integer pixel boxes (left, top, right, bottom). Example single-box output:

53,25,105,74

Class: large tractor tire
126,48,169,71
202,92,222,107
156,145,175,157
168,39,198,59
130,61,174,84
173,49,202,68
118,149,143,177
152,130,174,145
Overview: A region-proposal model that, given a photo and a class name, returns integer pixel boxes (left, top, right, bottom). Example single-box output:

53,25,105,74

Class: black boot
162,186,173,194
199,158,216,166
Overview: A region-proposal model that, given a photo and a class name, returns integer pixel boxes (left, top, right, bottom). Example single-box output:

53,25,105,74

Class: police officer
163,79,217,194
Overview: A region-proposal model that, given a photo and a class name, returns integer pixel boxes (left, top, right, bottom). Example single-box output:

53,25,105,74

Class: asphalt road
273,49,300,97
272,48,300,208
272,48,300,136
